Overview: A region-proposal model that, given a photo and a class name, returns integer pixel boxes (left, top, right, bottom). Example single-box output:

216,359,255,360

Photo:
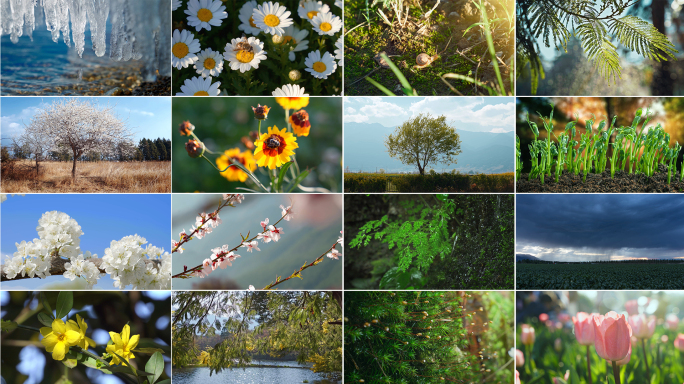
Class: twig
423,0,441,19
482,358,513,383
262,241,338,290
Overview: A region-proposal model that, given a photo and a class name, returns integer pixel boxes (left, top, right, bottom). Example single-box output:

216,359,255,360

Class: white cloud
358,99,407,118
409,98,515,129
490,128,508,133
346,114,369,123
345,107,357,114
120,107,154,117
1,106,42,138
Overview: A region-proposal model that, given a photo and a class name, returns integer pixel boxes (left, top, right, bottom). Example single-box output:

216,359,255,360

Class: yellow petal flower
106,324,140,365
40,319,81,361
253,125,298,169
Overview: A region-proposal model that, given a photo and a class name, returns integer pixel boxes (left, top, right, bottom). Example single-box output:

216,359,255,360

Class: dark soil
517,164,684,193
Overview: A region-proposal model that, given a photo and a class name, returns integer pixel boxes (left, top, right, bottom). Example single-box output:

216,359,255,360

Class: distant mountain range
344,122,514,173
516,254,539,262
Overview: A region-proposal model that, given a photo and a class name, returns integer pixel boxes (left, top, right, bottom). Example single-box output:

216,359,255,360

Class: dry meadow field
1,160,171,193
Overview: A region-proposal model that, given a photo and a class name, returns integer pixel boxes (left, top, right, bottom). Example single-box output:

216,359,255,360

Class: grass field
344,172,514,192
1,160,171,193
516,262,684,290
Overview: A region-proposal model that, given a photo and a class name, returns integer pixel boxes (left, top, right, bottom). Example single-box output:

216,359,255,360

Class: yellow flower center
307,10,319,19
249,16,257,27
172,42,189,58
57,333,67,342
320,22,332,32
194,91,210,96
312,61,327,73
197,8,213,22
282,36,296,45
236,50,255,63
204,57,216,69
264,14,280,27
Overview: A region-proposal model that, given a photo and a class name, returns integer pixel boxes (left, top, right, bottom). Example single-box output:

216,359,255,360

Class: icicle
86,0,108,57
68,0,86,57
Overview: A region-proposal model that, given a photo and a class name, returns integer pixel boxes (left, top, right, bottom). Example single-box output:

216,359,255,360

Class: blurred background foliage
172,97,342,192
516,97,684,173
1,290,171,384
172,194,342,290
344,194,514,290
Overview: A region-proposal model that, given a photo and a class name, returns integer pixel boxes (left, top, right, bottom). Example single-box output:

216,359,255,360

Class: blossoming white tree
25,98,136,181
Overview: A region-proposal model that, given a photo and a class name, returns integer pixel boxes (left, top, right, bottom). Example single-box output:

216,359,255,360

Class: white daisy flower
177,76,221,96
272,84,309,96
185,0,228,31
238,0,262,35
194,48,224,77
281,25,309,62
334,0,342,9
335,37,343,66
252,1,294,36
172,29,201,69
304,50,337,79
297,0,330,22
172,0,182,11
311,12,342,36
223,36,268,73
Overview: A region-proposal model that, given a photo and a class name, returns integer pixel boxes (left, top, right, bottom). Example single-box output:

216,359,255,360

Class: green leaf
62,358,78,369
1,320,18,332
55,291,73,320
81,357,113,374
145,351,164,384
37,312,54,327
365,77,395,96
157,380,171,384
275,161,293,192
288,169,310,192
40,292,53,316
133,348,165,355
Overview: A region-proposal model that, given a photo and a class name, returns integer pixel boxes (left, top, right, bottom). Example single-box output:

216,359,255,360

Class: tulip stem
642,338,651,382
586,345,592,384
612,361,621,384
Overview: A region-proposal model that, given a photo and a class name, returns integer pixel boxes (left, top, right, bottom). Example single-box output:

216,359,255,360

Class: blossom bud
521,324,535,346
289,69,302,81
272,34,284,44
290,110,311,137
179,121,195,136
185,139,204,158
252,104,270,120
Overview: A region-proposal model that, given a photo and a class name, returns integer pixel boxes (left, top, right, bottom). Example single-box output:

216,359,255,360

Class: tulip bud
515,349,524,367
666,313,679,330
515,370,521,384
572,312,595,346
539,313,549,322
674,334,684,351
185,139,204,158
593,311,631,362
625,299,639,316
289,69,302,81
628,314,656,339
521,324,535,346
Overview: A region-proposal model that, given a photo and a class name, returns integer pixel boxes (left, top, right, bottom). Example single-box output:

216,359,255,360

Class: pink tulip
516,370,521,384
674,334,684,351
521,324,535,346
594,311,632,362
666,314,680,330
552,370,570,384
625,300,639,316
539,313,549,322
629,314,656,339
616,343,632,366
573,312,595,345
558,313,571,323
515,349,524,367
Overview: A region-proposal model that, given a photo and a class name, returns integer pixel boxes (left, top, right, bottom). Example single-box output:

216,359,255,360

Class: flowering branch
1,257,161,282
262,240,341,290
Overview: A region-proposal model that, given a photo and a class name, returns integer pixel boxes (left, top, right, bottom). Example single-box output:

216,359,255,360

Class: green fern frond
577,20,621,83
609,15,678,61
529,3,571,50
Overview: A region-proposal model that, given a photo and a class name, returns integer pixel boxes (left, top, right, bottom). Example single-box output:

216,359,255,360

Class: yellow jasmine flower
106,324,140,365
67,314,96,350
40,319,81,361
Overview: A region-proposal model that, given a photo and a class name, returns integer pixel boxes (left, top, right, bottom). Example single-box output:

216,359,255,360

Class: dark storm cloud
516,194,684,251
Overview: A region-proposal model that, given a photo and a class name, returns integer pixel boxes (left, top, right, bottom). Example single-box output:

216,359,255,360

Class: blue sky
0,97,171,143
1,194,171,289
344,96,515,132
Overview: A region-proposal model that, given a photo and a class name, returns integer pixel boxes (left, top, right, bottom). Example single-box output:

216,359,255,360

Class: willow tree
517,0,678,95
384,113,461,175
26,98,135,180
172,291,342,375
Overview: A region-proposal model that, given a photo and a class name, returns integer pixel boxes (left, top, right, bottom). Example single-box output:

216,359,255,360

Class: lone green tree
517,0,678,95
384,114,461,175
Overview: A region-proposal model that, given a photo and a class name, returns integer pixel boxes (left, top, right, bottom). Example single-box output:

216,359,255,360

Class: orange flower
254,125,298,169
275,97,309,111
179,121,195,136
216,148,257,182
289,110,311,137
252,104,271,120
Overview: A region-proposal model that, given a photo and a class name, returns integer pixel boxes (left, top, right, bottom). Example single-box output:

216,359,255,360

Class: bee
265,136,281,149
234,37,254,53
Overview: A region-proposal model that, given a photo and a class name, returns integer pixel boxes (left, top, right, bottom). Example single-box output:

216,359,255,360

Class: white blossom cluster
3,211,84,280
2,211,170,290
101,235,172,290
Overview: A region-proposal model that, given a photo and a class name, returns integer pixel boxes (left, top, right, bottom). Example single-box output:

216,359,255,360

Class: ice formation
0,0,171,80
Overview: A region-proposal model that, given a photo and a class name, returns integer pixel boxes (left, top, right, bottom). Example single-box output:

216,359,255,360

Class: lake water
172,361,341,384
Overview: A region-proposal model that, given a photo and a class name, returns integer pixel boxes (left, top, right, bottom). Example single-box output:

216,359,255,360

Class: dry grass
1,160,171,193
